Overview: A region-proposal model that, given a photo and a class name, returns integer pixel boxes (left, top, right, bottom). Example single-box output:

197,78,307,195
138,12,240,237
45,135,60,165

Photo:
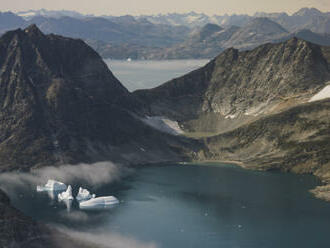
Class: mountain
148,24,238,59
0,11,191,47
138,12,253,28
0,25,196,171
0,188,95,247
221,17,288,50
134,38,330,134
134,38,330,198
1,9,330,60
257,8,330,34
122,19,330,60
197,98,330,199
16,9,87,20
137,12,212,27
0,189,55,247
278,29,330,46
0,12,26,33
213,14,252,27
138,8,330,33
25,16,190,47
85,39,162,60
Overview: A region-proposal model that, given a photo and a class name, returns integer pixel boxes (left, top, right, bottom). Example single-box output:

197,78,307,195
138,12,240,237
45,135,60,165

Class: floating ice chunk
37,179,67,192
79,196,119,210
309,85,330,102
58,185,74,201
76,187,96,202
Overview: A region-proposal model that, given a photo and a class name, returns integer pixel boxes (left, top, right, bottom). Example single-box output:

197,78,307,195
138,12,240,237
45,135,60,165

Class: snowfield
142,116,183,135
309,84,330,102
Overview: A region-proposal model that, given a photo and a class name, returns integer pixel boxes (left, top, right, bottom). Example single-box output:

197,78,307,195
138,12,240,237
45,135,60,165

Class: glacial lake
3,163,330,248
105,59,209,92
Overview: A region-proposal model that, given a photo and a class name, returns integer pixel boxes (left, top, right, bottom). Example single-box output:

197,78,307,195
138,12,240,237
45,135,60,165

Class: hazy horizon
1,0,330,16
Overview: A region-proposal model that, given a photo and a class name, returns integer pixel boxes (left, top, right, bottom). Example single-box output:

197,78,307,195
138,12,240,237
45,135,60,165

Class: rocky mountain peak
245,17,288,33
293,7,323,17
24,24,43,36
0,27,193,171
191,23,223,42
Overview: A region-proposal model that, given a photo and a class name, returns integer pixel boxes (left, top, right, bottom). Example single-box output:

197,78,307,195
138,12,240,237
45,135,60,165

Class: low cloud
56,226,158,248
0,162,131,194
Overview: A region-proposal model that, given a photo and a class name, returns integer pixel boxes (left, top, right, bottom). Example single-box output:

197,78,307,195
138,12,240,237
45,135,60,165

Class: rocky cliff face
0,189,54,248
134,38,330,134
0,188,95,248
0,25,196,171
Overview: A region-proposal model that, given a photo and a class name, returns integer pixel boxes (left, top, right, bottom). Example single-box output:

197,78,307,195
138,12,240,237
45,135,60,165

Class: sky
1,0,330,16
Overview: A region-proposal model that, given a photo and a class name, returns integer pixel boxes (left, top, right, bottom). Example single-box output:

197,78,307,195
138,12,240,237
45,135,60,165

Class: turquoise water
105,59,209,92
4,163,330,248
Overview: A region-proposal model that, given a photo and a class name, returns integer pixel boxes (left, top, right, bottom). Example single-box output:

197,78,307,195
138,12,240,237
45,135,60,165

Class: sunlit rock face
134,38,330,134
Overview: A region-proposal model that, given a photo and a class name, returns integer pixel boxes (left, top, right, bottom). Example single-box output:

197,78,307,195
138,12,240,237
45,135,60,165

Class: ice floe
58,185,74,201
79,196,119,210
76,187,96,202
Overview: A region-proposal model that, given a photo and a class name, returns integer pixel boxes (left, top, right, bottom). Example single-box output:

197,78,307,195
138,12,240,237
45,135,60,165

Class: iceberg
76,187,96,202
37,179,67,192
79,196,119,210
58,185,74,201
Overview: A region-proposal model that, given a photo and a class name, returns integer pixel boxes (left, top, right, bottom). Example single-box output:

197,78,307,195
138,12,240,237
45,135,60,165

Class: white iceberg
37,179,67,192
79,196,119,210
58,185,74,201
76,187,96,202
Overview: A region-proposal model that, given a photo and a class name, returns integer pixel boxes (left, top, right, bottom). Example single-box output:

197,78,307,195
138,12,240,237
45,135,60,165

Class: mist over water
105,59,209,91
0,162,129,195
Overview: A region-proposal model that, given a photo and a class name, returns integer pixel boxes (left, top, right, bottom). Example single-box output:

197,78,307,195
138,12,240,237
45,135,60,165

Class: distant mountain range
0,11,190,47
139,8,330,32
116,18,330,60
0,8,329,60
16,8,329,32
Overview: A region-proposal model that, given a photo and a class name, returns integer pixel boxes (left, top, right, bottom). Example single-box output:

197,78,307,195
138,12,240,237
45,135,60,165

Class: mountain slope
257,8,330,34
26,15,190,47
222,17,288,50
151,24,239,59
196,98,330,199
0,12,25,33
134,38,330,134
0,188,95,247
0,25,196,171
198,98,330,172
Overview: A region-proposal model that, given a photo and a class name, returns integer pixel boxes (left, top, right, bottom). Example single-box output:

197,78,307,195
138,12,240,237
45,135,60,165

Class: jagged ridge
134,37,330,134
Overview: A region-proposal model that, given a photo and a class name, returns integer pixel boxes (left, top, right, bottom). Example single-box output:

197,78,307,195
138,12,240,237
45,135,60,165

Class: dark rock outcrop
0,188,95,248
0,189,56,248
0,25,197,171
